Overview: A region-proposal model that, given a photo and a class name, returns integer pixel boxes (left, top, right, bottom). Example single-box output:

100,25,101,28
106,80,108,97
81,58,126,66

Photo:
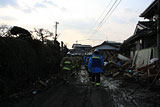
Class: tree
10,26,32,40
0,25,11,37
34,28,54,43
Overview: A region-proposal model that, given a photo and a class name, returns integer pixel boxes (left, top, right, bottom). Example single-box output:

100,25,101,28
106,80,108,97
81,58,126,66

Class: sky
0,0,154,48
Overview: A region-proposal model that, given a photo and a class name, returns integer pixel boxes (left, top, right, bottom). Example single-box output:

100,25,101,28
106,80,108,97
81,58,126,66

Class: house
92,41,121,51
91,41,121,58
71,44,92,55
121,0,158,68
121,21,157,58
140,0,158,21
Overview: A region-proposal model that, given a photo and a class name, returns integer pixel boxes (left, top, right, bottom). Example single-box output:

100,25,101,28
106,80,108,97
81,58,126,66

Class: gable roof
92,41,121,50
94,45,117,50
124,21,156,44
121,21,156,50
140,0,158,19
72,44,92,49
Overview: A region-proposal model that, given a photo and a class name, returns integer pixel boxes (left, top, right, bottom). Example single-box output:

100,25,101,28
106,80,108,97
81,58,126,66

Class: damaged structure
106,0,160,82
71,44,92,55
121,0,158,69
91,41,121,60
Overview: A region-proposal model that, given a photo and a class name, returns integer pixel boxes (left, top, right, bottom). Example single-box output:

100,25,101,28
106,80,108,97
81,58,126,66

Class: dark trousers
88,71,92,80
63,70,71,82
91,73,100,84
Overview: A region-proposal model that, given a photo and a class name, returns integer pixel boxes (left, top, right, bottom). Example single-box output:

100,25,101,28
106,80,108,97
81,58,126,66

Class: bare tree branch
0,25,12,37
33,28,54,43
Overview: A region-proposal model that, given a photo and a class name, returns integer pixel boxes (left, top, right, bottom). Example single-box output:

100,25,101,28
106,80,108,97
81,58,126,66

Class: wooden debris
124,73,132,78
112,72,120,77
39,80,47,87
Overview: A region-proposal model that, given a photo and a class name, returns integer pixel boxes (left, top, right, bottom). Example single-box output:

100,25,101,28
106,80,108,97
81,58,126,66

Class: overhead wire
96,0,122,42
86,0,122,45
90,0,122,38
99,0,122,29
87,0,118,40
92,0,118,35
87,0,112,36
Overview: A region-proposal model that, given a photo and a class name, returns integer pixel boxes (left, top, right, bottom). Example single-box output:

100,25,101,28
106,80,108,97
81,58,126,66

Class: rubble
103,51,160,88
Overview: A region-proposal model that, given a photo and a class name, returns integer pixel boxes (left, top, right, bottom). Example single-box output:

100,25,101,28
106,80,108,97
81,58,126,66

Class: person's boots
91,82,95,87
96,83,100,87
66,81,70,85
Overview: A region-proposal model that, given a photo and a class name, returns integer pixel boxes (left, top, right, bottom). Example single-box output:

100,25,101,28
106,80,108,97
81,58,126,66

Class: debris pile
103,51,160,87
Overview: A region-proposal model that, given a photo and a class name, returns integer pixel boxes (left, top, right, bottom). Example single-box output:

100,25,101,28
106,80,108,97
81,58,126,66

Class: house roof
92,41,121,50
140,0,158,19
94,45,117,50
76,45,92,48
103,41,121,47
121,21,156,49
72,44,81,48
72,44,92,48
124,21,156,44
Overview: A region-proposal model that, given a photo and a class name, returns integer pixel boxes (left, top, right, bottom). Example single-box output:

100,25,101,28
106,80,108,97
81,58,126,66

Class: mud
2,65,160,107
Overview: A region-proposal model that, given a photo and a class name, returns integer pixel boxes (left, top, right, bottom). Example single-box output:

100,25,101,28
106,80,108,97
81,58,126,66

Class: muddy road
11,65,160,107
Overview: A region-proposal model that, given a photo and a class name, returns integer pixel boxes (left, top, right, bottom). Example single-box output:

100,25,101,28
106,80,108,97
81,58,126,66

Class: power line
95,0,118,32
91,0,122,37
95,0,122,40
99,0,122,29
87,0,112,36
87,0,122,42
89,0,118,38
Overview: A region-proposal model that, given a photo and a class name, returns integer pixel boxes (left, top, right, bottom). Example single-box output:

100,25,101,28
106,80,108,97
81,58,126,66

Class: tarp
132,47,158,68
117,54,131,62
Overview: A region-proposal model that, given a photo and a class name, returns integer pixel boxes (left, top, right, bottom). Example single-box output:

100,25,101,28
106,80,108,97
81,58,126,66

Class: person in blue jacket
85,55,92,80
88,49,104,87
83,56,86,64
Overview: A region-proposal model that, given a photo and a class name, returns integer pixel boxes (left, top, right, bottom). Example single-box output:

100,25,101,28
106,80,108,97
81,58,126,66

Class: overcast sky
0,0,154,48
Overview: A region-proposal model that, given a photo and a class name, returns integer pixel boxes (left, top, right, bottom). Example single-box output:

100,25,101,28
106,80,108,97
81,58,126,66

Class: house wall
136,40,142,50
143,35,157,48
129,36,156,59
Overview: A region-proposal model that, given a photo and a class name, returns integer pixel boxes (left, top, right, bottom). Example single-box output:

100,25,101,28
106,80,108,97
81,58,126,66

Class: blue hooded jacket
85,56,90,65
88,54,104,73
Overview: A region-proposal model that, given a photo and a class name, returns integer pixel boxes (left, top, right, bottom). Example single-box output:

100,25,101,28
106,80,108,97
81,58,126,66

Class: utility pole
61,41,64,52
157,0,160,62
106,36,108,41
55,22,59,40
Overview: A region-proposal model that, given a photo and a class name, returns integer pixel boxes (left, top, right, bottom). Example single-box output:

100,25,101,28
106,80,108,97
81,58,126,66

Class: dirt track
9,65,160,107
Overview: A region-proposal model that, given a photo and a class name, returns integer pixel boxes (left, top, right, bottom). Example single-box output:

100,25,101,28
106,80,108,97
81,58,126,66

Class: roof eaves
140,0,158,17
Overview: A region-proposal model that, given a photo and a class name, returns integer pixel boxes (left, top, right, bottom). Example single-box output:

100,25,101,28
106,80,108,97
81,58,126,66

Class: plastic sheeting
117,54,131,62
132,47,157,68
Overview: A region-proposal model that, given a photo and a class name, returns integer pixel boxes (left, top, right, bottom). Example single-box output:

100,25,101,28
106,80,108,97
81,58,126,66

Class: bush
0,37,62,97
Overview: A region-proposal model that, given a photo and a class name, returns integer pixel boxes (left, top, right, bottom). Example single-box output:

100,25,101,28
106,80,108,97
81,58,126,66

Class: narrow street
12,65,158,107
1,1,160,107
